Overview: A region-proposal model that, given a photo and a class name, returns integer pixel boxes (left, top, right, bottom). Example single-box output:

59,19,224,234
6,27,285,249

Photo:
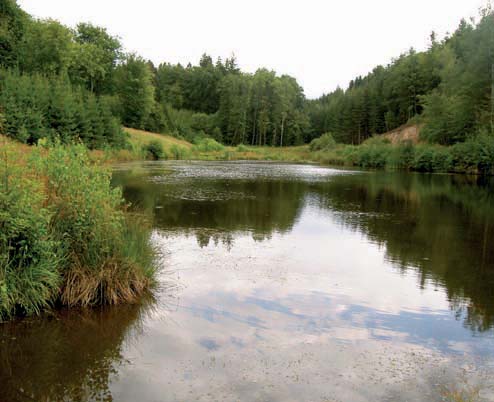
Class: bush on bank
313,134,494,175
0,143,157,319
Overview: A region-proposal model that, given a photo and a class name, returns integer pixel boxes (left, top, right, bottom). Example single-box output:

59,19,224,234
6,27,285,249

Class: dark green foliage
308,11,494,147
155,60,309,146
0,5,125,150
3,0,494,157
0,0,27,68
313,135,494,174
450,134,494,174
18,18,73,75
217,69,309,146
307,47,441,145
356,143,392,169
420,92,474,144
113,55,155,130
413,146,452,172
390,141,416,169
0,70,125,147
309,133,336,152
143,140,165,160
71,22,122,94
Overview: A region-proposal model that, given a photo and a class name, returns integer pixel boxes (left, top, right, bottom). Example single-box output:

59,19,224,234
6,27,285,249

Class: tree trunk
251,109,257,145
280,116,285,147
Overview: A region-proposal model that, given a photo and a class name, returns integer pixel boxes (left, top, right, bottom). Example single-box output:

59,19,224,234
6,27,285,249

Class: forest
2,0,494,150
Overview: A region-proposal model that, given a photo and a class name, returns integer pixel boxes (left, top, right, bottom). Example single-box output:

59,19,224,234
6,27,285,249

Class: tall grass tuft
0,145,60,319
34,144,157,307
0,143,158,319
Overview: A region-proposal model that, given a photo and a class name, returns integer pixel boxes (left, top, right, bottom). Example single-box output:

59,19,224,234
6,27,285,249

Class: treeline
0,1,125,147
0,70,124,148
2,0,494,150
153,58,310,145
0,0,309,148
307,8,494,146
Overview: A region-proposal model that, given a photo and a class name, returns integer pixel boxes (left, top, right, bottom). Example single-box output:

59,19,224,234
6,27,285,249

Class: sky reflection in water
2,161,494,402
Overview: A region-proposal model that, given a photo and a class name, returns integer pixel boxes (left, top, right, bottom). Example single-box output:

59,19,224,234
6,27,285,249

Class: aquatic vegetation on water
442,384,481,402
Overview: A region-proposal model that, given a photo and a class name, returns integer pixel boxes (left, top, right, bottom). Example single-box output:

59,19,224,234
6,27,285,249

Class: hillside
381,124,421,144
124,127,193,150
1,130,310,163
123,128,310,162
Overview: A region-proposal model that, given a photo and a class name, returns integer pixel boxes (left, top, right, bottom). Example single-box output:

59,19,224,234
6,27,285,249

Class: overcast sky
18,0,485,99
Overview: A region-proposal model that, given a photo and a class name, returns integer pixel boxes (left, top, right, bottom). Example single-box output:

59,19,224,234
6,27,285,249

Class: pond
1,161,494,402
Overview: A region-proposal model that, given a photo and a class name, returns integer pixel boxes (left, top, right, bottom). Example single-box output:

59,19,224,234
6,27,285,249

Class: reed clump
0,143,157,319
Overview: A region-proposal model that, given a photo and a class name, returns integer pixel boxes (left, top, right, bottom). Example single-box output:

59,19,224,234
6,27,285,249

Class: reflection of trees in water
115,167,494,332
119,176,308,248
0,294,157,402
311,173,494,332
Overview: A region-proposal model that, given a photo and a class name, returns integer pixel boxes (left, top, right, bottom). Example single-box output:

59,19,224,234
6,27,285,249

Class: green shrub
451,134,494,174
310,133,336,152
1,143,157,319
389,141,415,169
312,133,494,174
399,145,451,172
33,144,156,306
143,140,165,160
192,137,225,152
355,144,392,168
236,144,248,152
0,145,60,319
413,147,435,172
430,147,453,172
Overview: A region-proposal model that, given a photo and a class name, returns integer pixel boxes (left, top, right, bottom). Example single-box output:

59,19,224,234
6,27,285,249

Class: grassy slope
125,127,193,150
121,127,311,163
1,130,311,163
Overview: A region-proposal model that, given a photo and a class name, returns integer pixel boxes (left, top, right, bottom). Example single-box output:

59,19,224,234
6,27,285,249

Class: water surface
1,161,494,401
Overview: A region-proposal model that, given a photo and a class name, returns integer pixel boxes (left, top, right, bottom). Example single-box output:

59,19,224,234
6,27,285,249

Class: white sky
18,0,485,99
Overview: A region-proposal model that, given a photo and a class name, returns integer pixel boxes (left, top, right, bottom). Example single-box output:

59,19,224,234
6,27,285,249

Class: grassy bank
101,128,494,176
95,128,311,163
311,134,494,175
0,139,157,320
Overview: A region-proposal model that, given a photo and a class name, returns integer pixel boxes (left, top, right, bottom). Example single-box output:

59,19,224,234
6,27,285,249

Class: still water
1,161,494,402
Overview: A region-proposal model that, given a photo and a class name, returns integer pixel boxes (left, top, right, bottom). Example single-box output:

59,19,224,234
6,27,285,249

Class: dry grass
381,123,422,144
0,135,33,161
3,130,312,164
124,127,192,150
60,258,151,307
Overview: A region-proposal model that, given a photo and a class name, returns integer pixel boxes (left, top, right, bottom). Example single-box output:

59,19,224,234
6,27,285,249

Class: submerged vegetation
0,141,157,319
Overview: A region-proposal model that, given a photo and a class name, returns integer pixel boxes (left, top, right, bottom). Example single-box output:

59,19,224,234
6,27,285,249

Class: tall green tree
113,55,155,129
